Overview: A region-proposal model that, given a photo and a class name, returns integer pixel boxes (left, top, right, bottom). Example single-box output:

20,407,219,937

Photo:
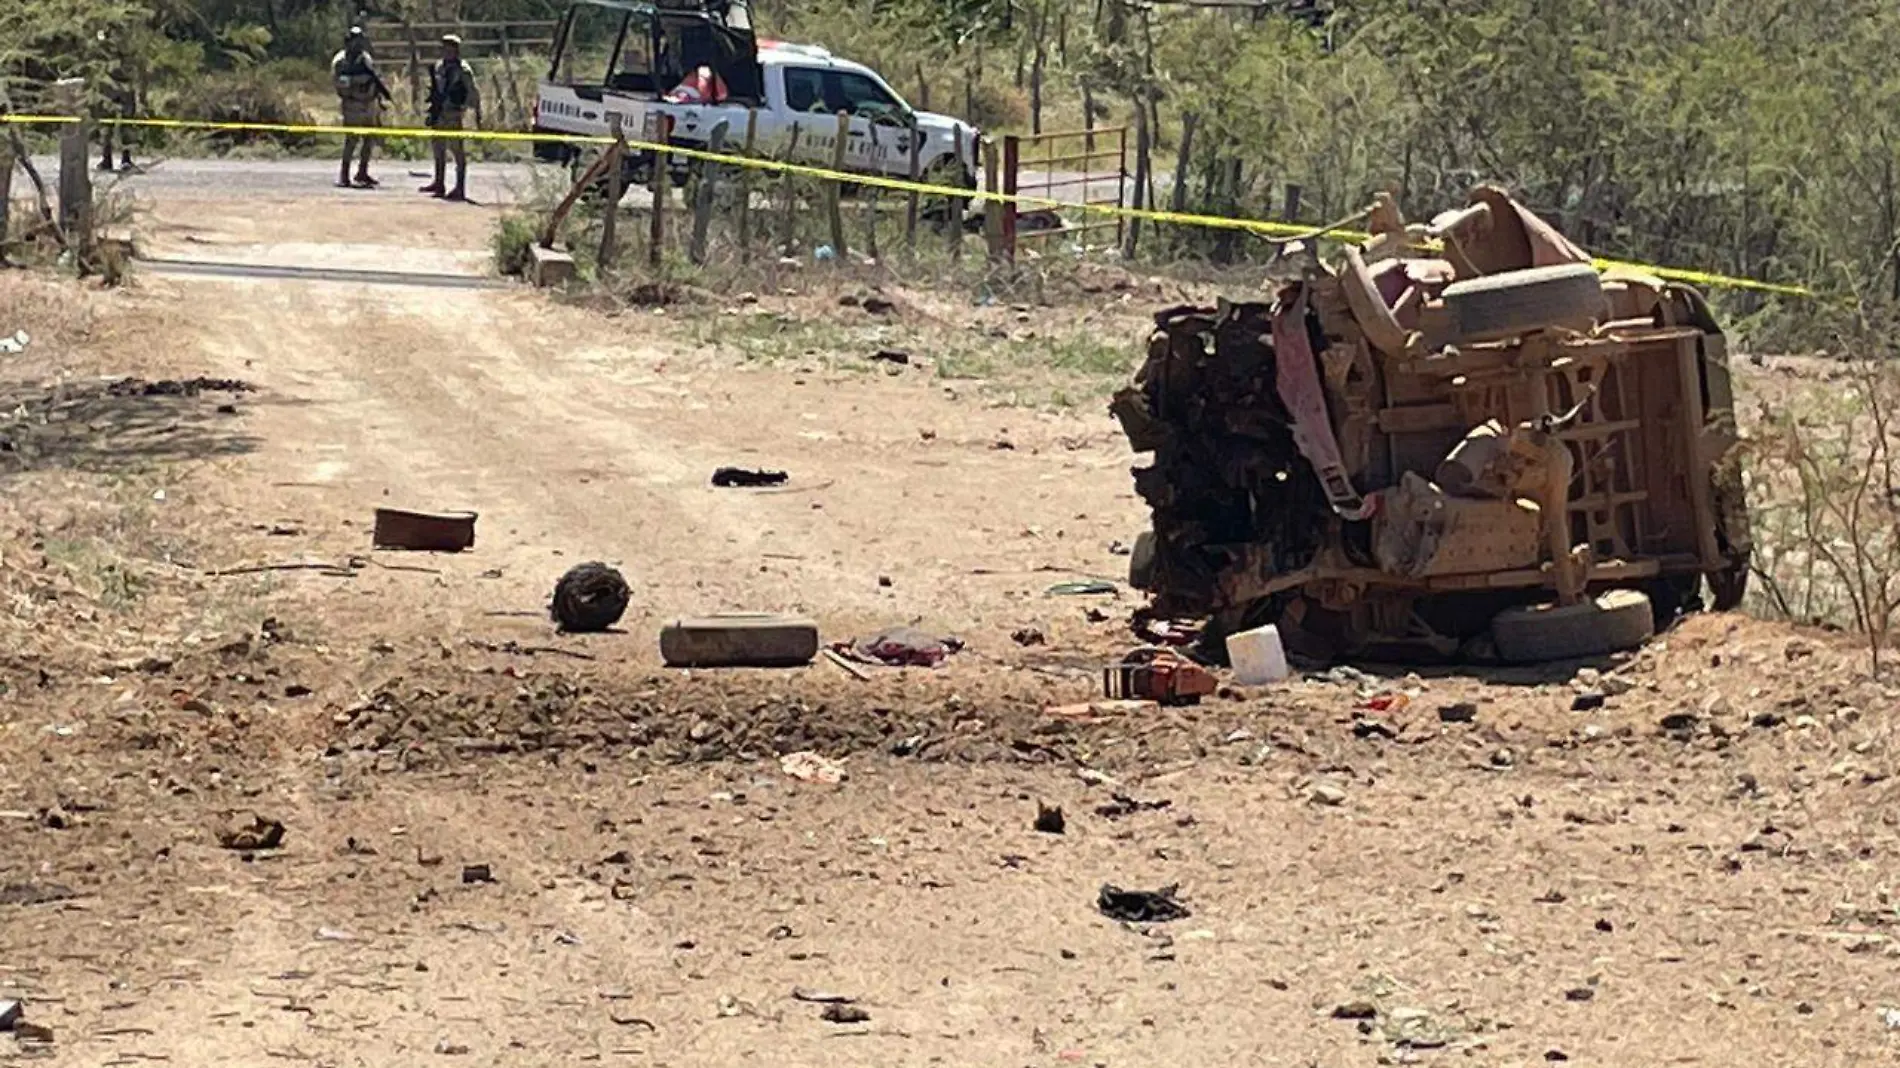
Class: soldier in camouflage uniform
331,27,387,188
420,34,482,201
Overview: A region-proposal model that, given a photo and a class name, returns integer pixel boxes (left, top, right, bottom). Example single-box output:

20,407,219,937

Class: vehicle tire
1439,263,1606,342
1491,589,1655,663
1128,531,1158,590
920,155,974,226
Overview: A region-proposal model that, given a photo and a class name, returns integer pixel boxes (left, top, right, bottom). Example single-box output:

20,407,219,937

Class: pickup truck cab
533,0,978,197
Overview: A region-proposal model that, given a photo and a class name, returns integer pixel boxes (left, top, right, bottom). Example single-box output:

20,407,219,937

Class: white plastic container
1225,623,1290,685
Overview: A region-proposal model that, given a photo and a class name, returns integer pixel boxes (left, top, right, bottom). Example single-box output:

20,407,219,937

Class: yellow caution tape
1,112,1813,297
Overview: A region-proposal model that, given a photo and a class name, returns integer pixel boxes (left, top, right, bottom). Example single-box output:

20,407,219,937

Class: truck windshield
555,4,629,87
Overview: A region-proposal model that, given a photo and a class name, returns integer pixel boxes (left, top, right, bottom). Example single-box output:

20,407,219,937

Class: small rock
1595,918,1614,933
1012,627,1046,647
821,1003,871,1024
1660,711,1699,733
1352,718,1398,740
1309,781,1348,807
1332,1000,1378,1020
1881,1005,1900,1029
877,575,893,588
861,295,896,315
11,1021,52,1044
871,348,911,365
1438,702,1478,724
1490,747,1516,768
1795,1001,1814,1015
1034,802,1066,835
218,814,286,851
435,1039,471,1055
461,863,494,885
1564,986,1595,1002
1544,1051,1569,1063
1752,711,1786,729
1784,640,1814,661
688,719,717,743
1600,674,1636,696
1571,691,1606,712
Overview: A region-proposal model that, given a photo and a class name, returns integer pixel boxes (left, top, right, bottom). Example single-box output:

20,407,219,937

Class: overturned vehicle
1114,186,1751,664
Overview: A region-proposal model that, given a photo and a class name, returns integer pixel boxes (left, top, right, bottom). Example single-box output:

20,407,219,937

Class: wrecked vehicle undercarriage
1114,185,1752,664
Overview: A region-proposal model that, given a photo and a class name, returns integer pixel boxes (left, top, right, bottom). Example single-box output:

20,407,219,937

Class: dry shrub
1748,311,1900,673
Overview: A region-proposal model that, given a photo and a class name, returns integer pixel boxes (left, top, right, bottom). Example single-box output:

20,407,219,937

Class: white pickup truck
532,0,979,197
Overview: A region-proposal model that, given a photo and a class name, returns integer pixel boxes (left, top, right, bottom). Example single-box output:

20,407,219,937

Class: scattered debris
106,376,253,397
1572,691,1607,712
836,627,964,668
460,863,494,885
608,1013,657,1030
1360,692,1409,714
1012,626,1047,647
821,647,872,681
1564,986,1596,1002
780,750,847,785
218,815,286,851
1352,718,1399,740
1880,1006,1900,1030
791,988,857,1005
820,1003,871,1024
1104,648,1216,706
1034,803,1066,834
1309,781,1349,807
434,1038,471,1055
0,999,20,1030
372,508,477,552
663,614,819,668
11,1021,51,1044
1097,883,1190,923
1659,711,1699,733
711,466,789,488
870,348,911,365
550,562,631,633
315,926,355,942
1332,1000,1379,1021
1044,699,1159,719
1047,580,1118,596
0,329,28,355
1094,793,1172,820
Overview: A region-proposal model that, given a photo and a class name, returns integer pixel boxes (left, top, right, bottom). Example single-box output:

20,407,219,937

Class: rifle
365,65,394,105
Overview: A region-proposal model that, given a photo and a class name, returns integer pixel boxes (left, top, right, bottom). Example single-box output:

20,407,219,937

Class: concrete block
528,244,575,288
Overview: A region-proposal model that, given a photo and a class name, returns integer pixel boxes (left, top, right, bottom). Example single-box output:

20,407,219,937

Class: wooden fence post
863,123,881,263
825,110,849,260
737,110,758,262
982,138,1003,264
0,131,13,264
599,116,625,269
648,116,669,270
690,119,728,266
949,124,966,263
779,123,802,255
53,79,92,263
1123,102,1149,261
904,125,921,256
1000,134,1019,264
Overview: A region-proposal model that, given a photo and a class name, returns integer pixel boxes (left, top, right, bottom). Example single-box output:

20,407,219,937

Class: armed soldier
331,26,391,188
420,34,482,201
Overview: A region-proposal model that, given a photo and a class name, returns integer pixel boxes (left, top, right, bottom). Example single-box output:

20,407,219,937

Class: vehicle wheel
1491,589,1655,663
1128,531,1157,590
1439,263,1606,342
1708,552,1750,612
920,155,974,227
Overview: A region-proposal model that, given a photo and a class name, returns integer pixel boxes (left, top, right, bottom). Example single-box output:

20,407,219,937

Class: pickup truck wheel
1439,263,1606,342
920,156,973,226
1491,589,1655,663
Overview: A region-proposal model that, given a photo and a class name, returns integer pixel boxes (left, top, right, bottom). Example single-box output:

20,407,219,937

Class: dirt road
3,192,1900,1067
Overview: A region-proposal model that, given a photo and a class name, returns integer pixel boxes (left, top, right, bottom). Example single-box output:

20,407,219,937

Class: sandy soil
3,193,1900,1067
